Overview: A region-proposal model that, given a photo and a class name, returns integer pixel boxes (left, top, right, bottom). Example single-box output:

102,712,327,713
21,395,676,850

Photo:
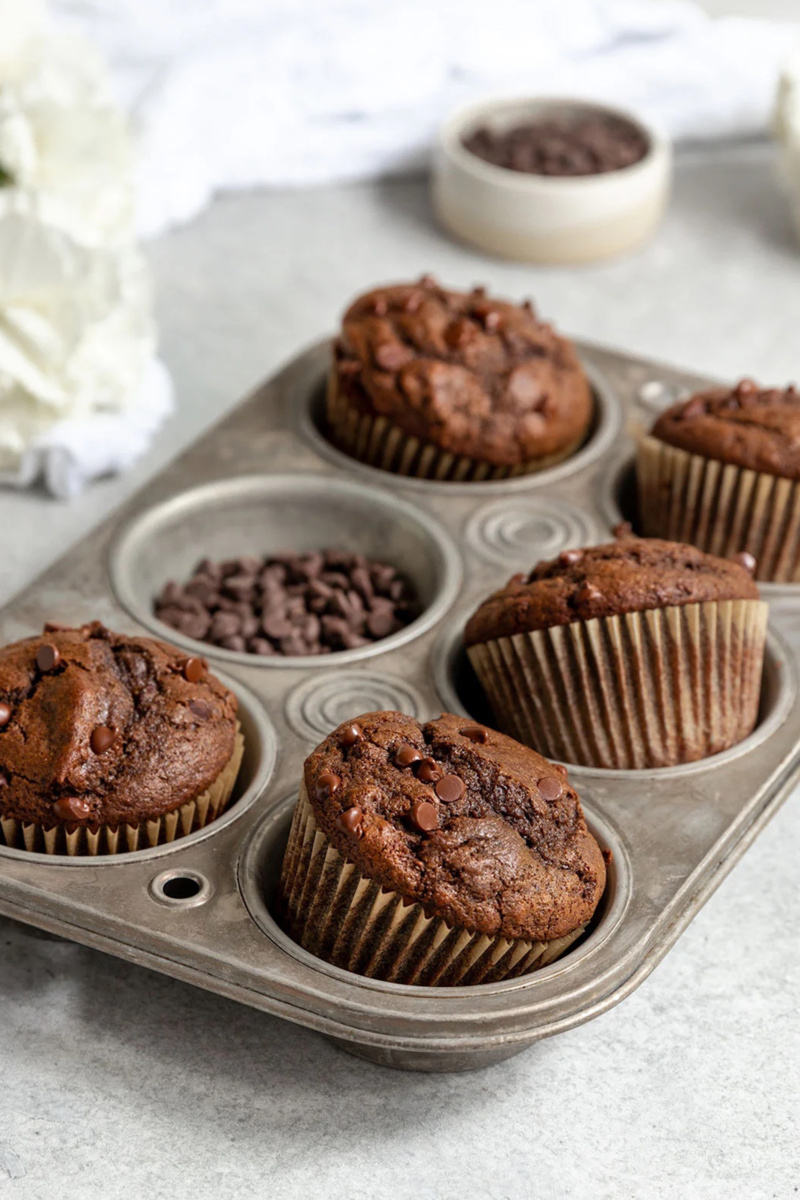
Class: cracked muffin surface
304,710,605,943
331,278,593,467
464,536,760,645
0,621,238,827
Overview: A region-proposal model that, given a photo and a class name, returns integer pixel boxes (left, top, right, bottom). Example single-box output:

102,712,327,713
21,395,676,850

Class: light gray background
1,140,799,1198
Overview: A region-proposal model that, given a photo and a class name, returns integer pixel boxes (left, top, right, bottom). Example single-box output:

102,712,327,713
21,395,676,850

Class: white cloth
50,0,800,239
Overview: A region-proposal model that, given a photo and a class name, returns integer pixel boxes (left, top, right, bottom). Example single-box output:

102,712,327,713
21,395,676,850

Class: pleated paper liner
636,434,800,583
467,600,768,770
0,725,244,857
326,376,582,482
277,785,584,987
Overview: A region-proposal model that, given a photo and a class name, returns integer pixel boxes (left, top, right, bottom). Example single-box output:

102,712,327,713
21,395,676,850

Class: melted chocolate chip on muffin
331,278,593,468
651,381,800,480
0,622,238,828
304,711,605,943
464,537,760,645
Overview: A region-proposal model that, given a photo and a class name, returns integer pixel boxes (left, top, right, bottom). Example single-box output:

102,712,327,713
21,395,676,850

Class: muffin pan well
1,337,800,1071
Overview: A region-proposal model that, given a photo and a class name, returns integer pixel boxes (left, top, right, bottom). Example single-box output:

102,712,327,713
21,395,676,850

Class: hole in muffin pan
149,869,211,907
0,674,277,865
237,788,631,995
109,474,462,669
297,364,622,496
432,610,797,779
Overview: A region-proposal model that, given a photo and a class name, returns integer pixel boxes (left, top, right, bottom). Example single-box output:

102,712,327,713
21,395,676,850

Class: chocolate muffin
328,277,593,481
465,536,768,769
278,711,606,986
0,621,243,855
637,380,800,581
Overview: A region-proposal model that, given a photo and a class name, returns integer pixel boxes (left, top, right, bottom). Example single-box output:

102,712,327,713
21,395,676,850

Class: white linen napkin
51,0,800,238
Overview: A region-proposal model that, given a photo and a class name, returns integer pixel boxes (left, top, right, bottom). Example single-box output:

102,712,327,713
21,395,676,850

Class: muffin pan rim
1,335,799,1069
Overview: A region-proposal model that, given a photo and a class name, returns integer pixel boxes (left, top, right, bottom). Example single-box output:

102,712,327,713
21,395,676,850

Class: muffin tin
1,337,799,1073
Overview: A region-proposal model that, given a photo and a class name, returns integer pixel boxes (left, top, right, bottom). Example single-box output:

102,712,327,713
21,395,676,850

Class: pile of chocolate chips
463,113,648,177
154,550,419,656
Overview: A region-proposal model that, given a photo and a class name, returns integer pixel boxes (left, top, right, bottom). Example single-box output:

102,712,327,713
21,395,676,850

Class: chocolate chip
183,657,205,683
680,397,706,420
435,774,465,803
154,549,418,660
395,743,422,768
43,621,73,632
553,763,568,776
372,297,388,316
189,699,212,720
575,581,602,606
52,796,92,821
559,548,584,566
315,771,341,800
90,726,116,754
0,774,6,787
374,341,412,371
734,551,757,575
0,702,10,727
460,725,487,744
36,643,61,672
462,112,648,177
538,776,563,802
337,805,364,835
340,723,364,748
735,378,758,399
418,274,437,288
415,757,441,783
410,800,438,833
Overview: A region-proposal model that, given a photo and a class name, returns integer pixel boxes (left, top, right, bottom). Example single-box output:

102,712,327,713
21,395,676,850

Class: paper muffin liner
467,600,768,770
0,724,244,857
276,784,585,987
326,375,583,482
636,434,800,583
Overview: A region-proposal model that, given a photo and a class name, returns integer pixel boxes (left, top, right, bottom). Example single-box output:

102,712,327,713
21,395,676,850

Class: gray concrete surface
1,142,799,1199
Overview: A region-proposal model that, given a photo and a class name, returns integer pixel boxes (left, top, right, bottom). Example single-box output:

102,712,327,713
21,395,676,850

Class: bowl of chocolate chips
433,96,671,264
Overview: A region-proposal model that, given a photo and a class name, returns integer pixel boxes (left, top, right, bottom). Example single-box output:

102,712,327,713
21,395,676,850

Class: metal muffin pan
1,337,799,1074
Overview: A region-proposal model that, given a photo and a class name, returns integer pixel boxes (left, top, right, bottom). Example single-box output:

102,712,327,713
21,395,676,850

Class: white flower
0,14,135,247
0,2,168,490
0,211,155,472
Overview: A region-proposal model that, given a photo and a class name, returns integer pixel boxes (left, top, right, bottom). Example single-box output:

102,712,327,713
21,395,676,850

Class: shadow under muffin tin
1,337,799,1072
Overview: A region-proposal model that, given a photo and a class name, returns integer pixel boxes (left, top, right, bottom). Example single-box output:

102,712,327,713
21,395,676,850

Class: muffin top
304,710,606,943
651,379,800,480
0,621,238,828
464,536,760,645
331,277,593,467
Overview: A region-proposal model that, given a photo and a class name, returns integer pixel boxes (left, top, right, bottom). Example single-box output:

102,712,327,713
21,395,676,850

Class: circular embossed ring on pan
286,671,425,742
466,497,598,567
